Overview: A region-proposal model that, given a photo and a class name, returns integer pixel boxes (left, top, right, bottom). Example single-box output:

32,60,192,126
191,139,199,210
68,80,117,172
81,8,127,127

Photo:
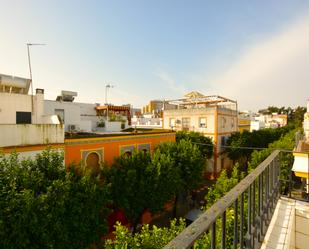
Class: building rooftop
165,92,237,109
65,128,174,139
0,73,31,94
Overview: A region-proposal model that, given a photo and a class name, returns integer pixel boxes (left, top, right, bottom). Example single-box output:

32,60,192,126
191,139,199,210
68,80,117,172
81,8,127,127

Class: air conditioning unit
68,124,79,132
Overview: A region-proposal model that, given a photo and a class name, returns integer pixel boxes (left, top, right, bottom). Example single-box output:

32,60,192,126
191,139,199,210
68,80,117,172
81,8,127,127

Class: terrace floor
261,197,309,249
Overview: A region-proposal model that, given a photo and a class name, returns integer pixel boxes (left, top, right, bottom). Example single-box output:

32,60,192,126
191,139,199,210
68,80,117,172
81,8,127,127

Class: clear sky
1,0,309,111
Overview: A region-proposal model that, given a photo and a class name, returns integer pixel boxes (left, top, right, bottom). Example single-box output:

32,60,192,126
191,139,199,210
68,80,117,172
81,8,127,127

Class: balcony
164,150,309,249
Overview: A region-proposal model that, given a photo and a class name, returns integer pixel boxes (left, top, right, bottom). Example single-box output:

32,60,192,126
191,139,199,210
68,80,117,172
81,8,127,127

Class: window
221,117,226,128
120,145,135,156
81,149,104,174
138,144,150,152
169,118,175,128
221,136,226,146
182,117,190,131
123,151,132,158
199,117,207,128
86,152,100,176
16,112,31,124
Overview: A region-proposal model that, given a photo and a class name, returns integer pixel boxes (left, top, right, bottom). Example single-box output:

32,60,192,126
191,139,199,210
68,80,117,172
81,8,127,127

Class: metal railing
164,150,281,249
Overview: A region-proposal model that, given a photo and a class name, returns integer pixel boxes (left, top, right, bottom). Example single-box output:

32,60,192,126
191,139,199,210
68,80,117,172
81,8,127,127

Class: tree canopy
105,150,178,232
176,131,214,159
0,149,110,249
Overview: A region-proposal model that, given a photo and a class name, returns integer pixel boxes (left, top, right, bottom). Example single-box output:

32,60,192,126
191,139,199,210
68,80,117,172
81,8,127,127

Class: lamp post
105,84,114,105
27,43,45,123
105,84,115,124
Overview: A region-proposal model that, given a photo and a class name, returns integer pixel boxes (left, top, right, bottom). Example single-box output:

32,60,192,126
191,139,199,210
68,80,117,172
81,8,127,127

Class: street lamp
105,84,114,105
27,43,45,123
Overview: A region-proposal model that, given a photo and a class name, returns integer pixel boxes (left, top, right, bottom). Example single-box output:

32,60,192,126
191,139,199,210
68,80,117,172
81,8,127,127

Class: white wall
8,148,65,161
0,92,32,124
0,124,64,147
44,100,98,132
250,120,265,131
0,92,50,125
163,108,216,133
163,107,237,135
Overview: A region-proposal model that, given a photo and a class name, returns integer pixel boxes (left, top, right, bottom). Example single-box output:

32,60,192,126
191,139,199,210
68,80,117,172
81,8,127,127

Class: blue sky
1,0,309,110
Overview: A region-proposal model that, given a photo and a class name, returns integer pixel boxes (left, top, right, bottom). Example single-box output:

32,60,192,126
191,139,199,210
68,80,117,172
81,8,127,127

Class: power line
191,141,294,153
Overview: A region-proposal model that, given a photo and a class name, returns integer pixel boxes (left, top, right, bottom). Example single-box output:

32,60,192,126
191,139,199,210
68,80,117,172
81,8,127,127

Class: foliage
176,131,214,159
0,149,110,249
156,139,205,193
105,150,178,232
104,219,186,249
290,106,306,127
204,165,244,209
226,126,292,171
248,129,296,193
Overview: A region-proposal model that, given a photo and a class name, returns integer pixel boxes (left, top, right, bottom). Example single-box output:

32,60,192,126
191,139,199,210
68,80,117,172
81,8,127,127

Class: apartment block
163,91,238,176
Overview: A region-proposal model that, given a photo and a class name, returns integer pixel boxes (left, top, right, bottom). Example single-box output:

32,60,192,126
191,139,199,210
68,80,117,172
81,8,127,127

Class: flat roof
165,94,237,106
65,129,174,139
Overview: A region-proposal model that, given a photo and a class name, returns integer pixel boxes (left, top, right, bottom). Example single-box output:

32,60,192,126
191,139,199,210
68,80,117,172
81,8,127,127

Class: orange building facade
64,132,176,168
65,131,176,231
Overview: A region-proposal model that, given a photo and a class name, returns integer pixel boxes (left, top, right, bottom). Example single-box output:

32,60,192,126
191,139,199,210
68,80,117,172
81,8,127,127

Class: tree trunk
173,195,178,218
132,213,142,234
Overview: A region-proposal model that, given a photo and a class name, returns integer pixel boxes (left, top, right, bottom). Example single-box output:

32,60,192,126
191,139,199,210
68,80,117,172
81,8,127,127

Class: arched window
86,152,100,175
123,151,132,158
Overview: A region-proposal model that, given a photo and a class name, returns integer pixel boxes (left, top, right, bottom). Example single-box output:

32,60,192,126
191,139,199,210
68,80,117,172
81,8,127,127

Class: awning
292,153,309,178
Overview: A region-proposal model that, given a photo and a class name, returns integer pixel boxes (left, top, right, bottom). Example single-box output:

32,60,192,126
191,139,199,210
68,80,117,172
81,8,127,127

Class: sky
1,0,309,111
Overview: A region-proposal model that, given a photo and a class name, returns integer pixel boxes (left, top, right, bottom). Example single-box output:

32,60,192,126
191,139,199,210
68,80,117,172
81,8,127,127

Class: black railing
164,150,281,249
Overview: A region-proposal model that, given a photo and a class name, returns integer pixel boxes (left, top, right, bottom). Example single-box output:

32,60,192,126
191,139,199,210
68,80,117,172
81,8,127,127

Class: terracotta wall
64,132,176,167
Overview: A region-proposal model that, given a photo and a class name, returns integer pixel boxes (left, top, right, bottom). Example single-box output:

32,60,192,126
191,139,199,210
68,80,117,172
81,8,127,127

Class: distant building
163,91,238,177
238,111,252,132
44,91,131,133
142,100,177,117
0,73,64,158
250,120,266,132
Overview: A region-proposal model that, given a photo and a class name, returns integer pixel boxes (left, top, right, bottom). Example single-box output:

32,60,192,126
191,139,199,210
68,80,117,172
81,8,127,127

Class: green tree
156,139,205,217
104,219,186,249
0,149,110,249
226,127,292,172
176,131,214,159
291,106,306,127
106,150,178,233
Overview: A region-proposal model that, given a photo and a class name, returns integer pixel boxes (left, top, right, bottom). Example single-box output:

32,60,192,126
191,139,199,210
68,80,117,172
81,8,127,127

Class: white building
0,73,64,158
44,91,131,133
131,113,163,129
250,120,266,132
163,91,238,177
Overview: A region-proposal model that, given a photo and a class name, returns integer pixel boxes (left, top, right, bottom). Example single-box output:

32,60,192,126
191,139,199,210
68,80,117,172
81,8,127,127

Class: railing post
258,174,262,242
211,222,216,249
240,193,244,249
222,211,226,249
247,184,252,248
234,199,238,249
252,180,256,249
